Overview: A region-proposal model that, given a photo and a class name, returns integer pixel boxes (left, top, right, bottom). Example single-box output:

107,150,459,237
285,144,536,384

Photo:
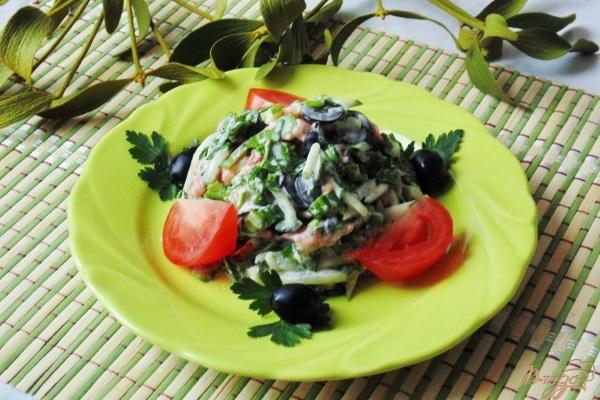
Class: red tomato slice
245,88,304,109
351,196,453,281
163,199,238,268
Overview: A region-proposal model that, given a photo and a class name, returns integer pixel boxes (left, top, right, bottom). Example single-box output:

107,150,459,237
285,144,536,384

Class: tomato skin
351,196,453,281
245,88,304,109
163,199,238,268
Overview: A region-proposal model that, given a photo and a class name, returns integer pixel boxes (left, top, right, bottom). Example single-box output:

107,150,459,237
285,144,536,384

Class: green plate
69,65,537,381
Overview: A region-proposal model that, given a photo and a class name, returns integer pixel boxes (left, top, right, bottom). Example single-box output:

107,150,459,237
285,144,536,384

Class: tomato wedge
245,88,304,109
163,199,238,269
351,196,453,281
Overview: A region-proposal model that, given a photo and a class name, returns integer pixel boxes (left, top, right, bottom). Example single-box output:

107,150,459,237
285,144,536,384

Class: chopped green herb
422,129,464,168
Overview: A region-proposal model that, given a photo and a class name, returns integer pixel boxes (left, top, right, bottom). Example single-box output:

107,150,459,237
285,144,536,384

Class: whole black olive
271,284,321,324
169,146,197,188
301,103,345,122
410,149,450,195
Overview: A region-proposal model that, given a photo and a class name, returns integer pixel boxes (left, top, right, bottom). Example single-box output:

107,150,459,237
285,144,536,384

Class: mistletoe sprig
0,0,597,129
331,0,598,104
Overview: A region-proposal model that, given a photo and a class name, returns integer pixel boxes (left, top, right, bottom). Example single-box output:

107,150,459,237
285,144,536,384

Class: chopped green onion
364,183,389,203
271,190,302,232
204,181,228,200
302,143,321,180
308,191,341,218
342,192,369,218
245,205,280,232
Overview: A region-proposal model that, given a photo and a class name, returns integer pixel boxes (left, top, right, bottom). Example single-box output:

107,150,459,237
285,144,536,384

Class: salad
127,88,464,346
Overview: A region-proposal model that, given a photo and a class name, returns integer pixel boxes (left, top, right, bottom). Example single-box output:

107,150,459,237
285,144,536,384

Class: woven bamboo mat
1,0,599,398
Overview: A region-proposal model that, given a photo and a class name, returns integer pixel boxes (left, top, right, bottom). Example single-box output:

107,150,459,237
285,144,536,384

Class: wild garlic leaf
0,7,55,82
0,63,14,89
330,13,376,65
40,79,132,119
255,46,282,79
131,0,151,40
506,12,575,32
306,0,342,23
482,13,517,43
570,39,599,54
210,32,256,71
0,90,53,129
465,43,512,103
260,0,306,42
103,0,124,34
512,29,571,60
170,19,263,66
477,0,526,19
248,320,312,347
148,62,224,82
280,17,309,65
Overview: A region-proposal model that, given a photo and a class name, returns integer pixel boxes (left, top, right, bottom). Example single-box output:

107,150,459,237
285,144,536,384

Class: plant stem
305,0,327,20
376,0,386,17
427,0,484,30
34,0,91,71
56,13,103,97
47,0,80,17
152,22,172,58
126,0,144,83
170,0,214,21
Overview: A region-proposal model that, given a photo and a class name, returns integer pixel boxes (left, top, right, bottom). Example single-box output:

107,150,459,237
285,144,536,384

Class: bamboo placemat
1,0,599,399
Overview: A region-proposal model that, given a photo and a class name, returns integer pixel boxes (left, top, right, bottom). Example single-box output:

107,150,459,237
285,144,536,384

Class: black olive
301,103,345,122
169,146,197,188
234,119,266,145
271,284,321,324
300,130,322,155
316,111,371,145
410,149,451,195
283,173,320,208
295,175,320,206
322,216,338,233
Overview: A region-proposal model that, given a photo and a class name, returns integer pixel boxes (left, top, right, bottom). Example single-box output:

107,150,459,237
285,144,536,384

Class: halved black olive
271,284,321,324
169,146,197,188
300,129,325,155
283,173,320,208
322,216,338,233
315,111,372,145
301,103,345,122
234,119,266,145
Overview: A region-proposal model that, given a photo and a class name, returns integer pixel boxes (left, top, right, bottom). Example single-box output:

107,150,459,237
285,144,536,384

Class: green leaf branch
331,0,598,104
0,0,598,128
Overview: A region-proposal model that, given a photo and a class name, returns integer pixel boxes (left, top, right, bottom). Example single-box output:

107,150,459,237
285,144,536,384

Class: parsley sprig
422,129,464,168
231,270,332,347
126,130,178,201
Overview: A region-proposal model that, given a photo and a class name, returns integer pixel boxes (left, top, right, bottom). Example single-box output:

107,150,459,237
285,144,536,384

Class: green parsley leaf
248,320,312,347
126,130,168,164
422,129,464,168
127,130,177,201
230,270,282,316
